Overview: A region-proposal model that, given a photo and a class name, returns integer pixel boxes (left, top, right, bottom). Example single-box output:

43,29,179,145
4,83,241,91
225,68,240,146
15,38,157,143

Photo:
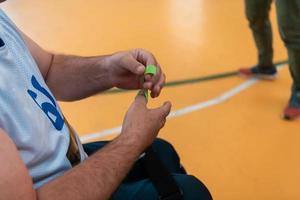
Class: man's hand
21,32,166,101
106,49,166,98
121,91,172,149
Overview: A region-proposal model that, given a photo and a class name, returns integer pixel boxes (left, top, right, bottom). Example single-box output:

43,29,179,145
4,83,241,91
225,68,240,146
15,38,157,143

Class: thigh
111,174,212,200
245,0,272,22
276,0,300,28
151,138,186,174
83,138,186,182
125,138,186,182
275,0,300,48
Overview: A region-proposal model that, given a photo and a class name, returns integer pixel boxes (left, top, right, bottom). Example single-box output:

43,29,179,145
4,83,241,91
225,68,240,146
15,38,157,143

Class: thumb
152,101,172,120
122,55,145,75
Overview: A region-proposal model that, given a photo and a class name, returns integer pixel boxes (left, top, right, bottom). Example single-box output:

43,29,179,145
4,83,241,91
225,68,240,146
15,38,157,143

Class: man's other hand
121,91,172,149
106,49,166,98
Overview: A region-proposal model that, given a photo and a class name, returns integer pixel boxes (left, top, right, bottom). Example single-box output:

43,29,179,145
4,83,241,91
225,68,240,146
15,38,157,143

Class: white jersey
0,9,87,188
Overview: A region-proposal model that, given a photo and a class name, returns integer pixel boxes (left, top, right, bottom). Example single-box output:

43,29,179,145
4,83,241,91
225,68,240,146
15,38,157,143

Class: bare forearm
45,54,113,101
37,134,144,200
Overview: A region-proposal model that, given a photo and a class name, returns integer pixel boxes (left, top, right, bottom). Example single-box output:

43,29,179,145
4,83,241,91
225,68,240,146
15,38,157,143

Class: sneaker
282,86,300,120
239,65,277,80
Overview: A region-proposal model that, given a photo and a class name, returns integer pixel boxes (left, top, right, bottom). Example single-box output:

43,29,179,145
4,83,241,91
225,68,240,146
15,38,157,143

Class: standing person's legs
240,0,277,78
246,0,274,67
275,0,300,119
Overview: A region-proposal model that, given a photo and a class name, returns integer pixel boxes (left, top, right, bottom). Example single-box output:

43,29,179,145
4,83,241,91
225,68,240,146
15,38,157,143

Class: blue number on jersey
27,75,64,131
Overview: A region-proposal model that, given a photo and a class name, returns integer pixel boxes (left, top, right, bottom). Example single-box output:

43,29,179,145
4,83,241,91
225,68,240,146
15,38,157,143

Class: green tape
144,90,149,100
144,64,157,75
143,65,157,100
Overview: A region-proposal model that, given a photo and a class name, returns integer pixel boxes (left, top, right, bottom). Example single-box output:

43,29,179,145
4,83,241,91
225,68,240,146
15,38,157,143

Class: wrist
102,55,118,88
118,130,149,153
93,55,114,89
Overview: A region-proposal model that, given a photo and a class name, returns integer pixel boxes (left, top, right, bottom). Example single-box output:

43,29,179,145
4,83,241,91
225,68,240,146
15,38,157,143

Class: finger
151,65,161,83
150,72,165,98
143,82,153,90
134,49,158,67
145,74,153,81
152,101,172,119
135,49,161,76
133,49,164,95
150,65,162,95
121,55,145,75
151,73,165,98
134,90,148,106
135,49,162,83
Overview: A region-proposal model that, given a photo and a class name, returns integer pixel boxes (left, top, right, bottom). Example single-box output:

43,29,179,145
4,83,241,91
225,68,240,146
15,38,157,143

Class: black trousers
83,138,212,200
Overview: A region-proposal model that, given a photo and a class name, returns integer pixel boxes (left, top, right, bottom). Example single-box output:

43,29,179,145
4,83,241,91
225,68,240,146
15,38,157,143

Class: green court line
100,60,288,95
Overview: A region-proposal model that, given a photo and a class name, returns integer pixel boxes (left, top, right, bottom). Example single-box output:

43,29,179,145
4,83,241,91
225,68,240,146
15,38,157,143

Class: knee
151,138,187,174
246,9,271,30
246,12,270,31
174,174,213,200
152,138,177,156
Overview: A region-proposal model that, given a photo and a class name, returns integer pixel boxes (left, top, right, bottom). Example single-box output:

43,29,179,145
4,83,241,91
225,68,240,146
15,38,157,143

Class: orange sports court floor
3,0,300,199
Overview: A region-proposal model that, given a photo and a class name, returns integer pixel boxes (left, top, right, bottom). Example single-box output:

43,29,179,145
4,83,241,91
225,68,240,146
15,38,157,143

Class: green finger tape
144,90,149,100
143,65,157,100
144,64,157,75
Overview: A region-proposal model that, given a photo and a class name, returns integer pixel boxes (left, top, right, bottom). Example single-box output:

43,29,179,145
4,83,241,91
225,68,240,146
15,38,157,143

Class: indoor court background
3,0,300,199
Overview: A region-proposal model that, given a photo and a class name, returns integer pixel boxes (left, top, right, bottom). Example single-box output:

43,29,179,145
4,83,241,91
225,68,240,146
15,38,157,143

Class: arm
0,128,146,200
22,33,165,101
38,131,145,200
0,129,37,200
0,95,171,200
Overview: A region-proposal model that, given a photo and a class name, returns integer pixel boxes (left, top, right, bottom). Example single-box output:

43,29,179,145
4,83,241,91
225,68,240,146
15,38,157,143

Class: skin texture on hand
121,91,172,148
106,49,166,98
38,49,165,101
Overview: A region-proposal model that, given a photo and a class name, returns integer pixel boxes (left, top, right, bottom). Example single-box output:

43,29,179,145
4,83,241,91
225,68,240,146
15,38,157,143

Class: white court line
80,126,122,142
80,79,259,142
80,64,285,143
167,78,258,118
